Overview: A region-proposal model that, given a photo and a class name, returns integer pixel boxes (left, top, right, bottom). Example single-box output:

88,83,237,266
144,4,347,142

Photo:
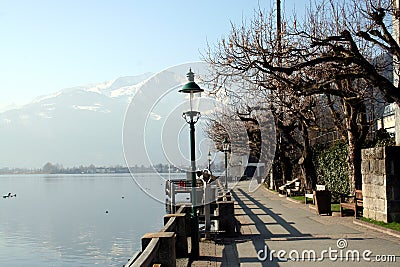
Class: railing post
204,184,211,239
141,232,176,267
171,182,176,213
164,214,188,258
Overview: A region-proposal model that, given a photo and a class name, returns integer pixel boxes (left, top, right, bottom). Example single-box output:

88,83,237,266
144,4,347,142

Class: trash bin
314,190,332,216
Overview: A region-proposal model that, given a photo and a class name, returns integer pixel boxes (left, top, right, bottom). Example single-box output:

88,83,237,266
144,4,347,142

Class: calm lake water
0,173,179,267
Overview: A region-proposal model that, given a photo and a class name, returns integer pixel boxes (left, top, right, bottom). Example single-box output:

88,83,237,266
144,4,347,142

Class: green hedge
314,141,350,201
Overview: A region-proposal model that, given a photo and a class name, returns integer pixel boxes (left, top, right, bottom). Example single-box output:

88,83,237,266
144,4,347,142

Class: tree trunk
300,122,317,189
343,98,368,193
346,132,357,194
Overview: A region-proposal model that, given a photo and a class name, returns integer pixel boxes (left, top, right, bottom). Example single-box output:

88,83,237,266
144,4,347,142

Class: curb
285,197,303,204
263,185,317,210
353,219,400,239
262,185,339,216
262,185,279,195
263,186,292,198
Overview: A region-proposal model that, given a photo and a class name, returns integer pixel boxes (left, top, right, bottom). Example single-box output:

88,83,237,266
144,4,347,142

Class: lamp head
222,137,230,152
179,68,204,94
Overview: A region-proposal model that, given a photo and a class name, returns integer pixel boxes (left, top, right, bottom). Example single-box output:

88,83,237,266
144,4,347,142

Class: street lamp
222,137,230,190
208,150,212,171
179,68,203,259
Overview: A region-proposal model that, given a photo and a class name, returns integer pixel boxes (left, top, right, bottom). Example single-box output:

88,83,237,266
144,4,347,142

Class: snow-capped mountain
31,72,153,103
0,71,188,168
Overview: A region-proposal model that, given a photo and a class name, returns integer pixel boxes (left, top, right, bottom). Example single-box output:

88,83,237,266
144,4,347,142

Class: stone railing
126,179,238,267
125,205,190,267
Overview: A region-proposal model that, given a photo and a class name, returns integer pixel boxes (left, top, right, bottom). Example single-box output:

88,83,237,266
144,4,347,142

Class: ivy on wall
311,129,394,202
314,141,350,201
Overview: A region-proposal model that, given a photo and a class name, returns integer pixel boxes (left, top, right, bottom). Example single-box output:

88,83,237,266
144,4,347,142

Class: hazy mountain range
0,71,187,168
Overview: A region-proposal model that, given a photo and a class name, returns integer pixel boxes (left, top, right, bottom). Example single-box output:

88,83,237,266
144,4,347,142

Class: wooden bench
340,190,363,217
287,181,301,196
278,178,299,196
305,185,326,204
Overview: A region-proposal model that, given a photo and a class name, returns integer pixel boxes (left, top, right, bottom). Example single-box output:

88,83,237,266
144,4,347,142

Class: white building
393,1,400,145
377,103,397,136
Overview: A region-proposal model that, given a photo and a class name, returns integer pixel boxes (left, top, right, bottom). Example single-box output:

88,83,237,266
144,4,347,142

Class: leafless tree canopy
204,0,398,191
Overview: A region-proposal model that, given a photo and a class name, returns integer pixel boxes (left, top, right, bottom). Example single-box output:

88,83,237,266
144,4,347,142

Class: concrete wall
361,146,400,223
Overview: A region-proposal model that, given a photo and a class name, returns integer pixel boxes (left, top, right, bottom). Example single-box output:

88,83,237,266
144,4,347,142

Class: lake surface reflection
0,173,176,267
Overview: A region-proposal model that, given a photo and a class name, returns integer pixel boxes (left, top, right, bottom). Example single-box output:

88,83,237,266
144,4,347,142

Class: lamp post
208,151,212,171
179,68,203,259
222,137,230,190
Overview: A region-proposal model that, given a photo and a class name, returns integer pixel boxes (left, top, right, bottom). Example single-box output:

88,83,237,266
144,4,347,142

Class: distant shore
0,164,185,175
1,162,226,176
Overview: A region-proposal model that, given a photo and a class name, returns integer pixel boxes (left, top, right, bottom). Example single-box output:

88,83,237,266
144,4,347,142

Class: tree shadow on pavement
224,188,333,266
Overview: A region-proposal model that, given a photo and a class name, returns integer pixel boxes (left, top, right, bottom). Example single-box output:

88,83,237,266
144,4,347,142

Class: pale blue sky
0,0,305,111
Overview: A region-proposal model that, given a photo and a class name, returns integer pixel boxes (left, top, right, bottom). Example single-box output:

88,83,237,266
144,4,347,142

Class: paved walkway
191,180,400,266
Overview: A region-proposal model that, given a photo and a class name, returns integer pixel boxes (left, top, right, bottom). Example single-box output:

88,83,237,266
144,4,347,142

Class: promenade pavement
190,180,400,266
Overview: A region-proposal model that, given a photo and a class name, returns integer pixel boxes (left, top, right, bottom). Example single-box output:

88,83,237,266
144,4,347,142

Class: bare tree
204,1,392,192
204,11,326,188
203,79,276,179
